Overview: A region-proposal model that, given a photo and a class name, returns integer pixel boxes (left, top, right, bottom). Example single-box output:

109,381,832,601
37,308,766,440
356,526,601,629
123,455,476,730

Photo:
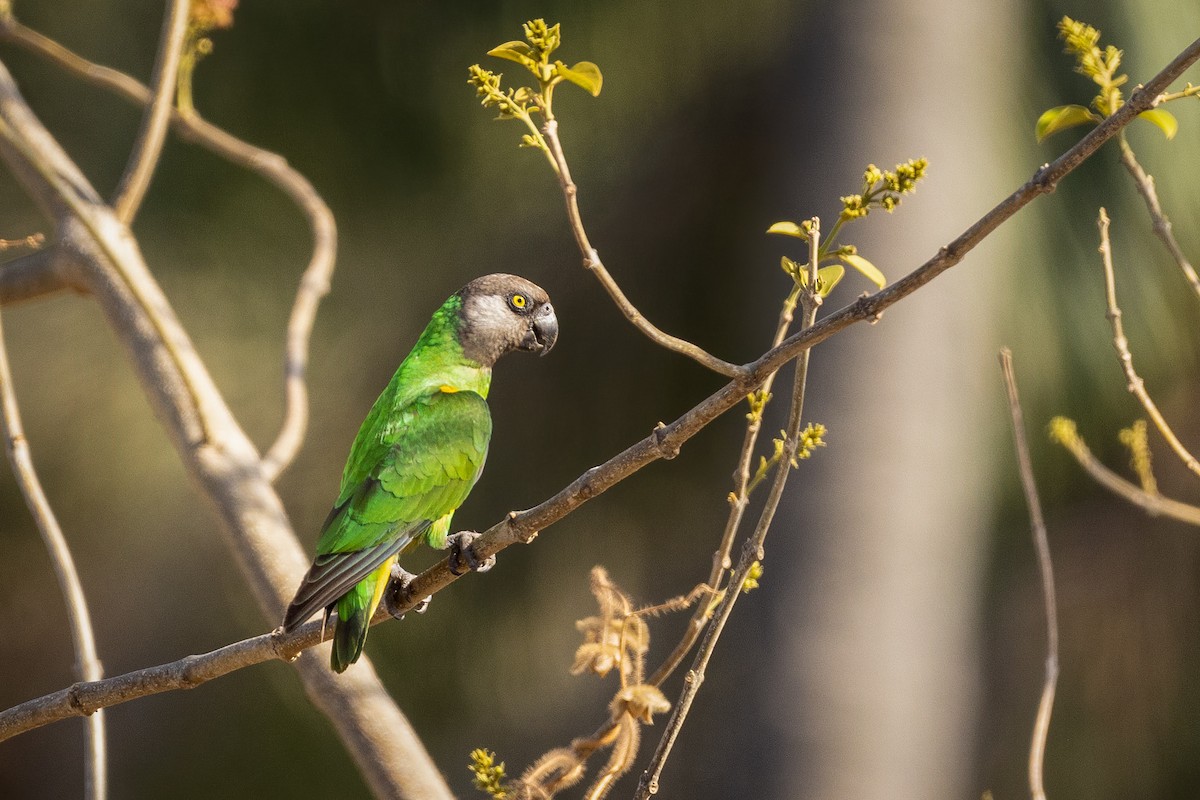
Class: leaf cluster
1036,16,1179,142
767,158,929,296
467,19,603,160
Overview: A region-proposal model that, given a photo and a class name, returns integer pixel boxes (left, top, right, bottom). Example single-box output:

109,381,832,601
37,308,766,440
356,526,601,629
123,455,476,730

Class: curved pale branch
0,14,336,481
110,0,190,222
0,287,107,793
1053,420,1200,526
541,118,744,378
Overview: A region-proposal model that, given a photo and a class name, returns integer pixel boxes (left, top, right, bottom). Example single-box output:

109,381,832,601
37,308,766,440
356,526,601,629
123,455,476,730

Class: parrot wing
283,389,492,631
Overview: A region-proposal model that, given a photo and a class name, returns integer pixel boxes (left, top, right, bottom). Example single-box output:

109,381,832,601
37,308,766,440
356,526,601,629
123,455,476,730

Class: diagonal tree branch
110,0,189,223
0,258,107,796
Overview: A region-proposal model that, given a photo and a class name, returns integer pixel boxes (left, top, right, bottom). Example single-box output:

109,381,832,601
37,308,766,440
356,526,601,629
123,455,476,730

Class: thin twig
541,118,743,378
0,16,337,480
1097,208,1200,476
110,0,190,223
3,29,1199,762
647,285,799,688
0,231,41,250
1051,418,1200,526
0,283,106,794
1158,81,1200,102
1116,135,1200,300
999,348,1058,800
636,220,823,799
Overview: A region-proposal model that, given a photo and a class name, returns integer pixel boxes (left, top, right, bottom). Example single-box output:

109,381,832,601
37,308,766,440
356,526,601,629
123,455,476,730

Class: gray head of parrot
456,273,558,366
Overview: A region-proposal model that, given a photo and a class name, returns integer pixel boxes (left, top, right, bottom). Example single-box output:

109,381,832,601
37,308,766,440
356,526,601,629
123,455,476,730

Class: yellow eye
510,293,527,310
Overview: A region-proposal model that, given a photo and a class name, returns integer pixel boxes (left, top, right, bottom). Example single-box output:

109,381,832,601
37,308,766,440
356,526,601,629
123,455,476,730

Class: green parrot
283,273,558,672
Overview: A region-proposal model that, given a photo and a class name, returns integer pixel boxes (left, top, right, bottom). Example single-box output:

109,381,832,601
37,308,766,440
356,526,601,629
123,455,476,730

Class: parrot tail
331,605,369,674
330,558,395,673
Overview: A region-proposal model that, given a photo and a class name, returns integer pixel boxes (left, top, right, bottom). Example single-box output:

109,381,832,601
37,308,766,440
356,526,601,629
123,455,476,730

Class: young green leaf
838,253,886,288
1035,104,1099,142
555,61,603,96
487,41,538,70
780,255,799,276
1138,108,1178,140
816,264,845,297
766,221,809,240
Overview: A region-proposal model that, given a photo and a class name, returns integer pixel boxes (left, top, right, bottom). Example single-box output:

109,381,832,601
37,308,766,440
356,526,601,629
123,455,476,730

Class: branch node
652,422,680,460
508,512,539,544
66,684,88,714
179,655,205,688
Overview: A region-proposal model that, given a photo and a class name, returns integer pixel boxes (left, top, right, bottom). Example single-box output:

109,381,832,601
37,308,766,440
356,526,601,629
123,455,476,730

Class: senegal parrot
283,273,558,672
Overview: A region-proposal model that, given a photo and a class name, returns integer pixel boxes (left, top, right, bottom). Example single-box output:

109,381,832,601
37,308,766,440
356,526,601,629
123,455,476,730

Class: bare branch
0,231,42,250
110,0,190,223
999,348,1058,800
1097,208,1200,476
0,280,106,793
1051,418,1200,526
541,118,744,378
0,623,323,742
647,285,800,688
636,220,823,799
0,15,336,480
1116,135,1200,300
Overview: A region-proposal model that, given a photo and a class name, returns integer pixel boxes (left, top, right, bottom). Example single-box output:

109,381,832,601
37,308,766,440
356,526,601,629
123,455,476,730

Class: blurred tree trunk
765,0,1022,797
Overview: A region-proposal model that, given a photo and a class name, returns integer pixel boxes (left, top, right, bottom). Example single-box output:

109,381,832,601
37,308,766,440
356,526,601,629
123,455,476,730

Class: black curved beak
529,302,559,355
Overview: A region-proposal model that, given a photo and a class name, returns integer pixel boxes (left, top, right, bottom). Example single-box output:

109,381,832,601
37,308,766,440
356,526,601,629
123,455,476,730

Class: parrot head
457,273,558,366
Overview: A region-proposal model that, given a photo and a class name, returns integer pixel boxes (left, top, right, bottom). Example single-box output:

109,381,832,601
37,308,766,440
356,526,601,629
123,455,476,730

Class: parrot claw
447,531,495,575
384,563,430,619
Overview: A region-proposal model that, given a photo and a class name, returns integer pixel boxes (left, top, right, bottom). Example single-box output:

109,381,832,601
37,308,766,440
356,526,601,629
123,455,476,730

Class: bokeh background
2,1,1199,798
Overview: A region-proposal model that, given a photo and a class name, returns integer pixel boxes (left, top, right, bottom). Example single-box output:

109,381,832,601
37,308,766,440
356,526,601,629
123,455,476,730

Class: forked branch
0,13,336,480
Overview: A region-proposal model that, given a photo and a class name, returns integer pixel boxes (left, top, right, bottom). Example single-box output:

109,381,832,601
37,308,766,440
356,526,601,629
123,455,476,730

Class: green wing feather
283,390,491,648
